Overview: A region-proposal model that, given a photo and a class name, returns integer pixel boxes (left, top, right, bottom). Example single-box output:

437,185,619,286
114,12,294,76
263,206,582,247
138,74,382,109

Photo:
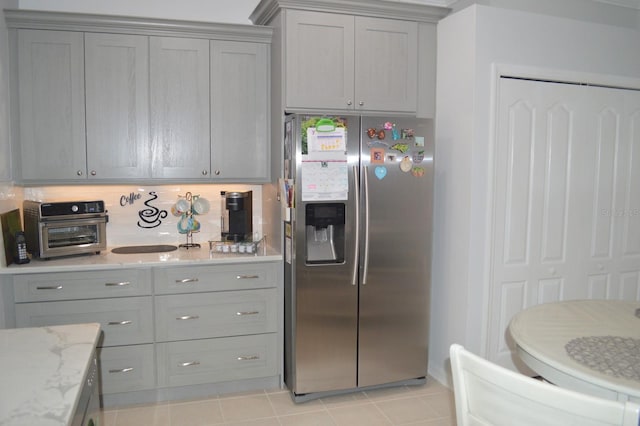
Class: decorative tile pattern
565,336,640,381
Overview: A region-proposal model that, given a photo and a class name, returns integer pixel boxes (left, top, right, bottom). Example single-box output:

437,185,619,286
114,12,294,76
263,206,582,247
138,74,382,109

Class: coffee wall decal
137,191,168,229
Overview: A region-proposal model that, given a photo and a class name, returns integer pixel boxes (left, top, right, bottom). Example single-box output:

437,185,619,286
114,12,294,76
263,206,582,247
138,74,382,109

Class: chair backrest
449,344,640,426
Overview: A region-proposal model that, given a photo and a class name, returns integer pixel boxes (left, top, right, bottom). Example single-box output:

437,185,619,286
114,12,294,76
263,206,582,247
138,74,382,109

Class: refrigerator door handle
352,165,359,286
362,165,370,285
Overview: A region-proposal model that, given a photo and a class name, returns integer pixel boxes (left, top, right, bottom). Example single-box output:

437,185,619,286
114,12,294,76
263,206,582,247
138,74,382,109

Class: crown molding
4,9,273,43
250,0,451,25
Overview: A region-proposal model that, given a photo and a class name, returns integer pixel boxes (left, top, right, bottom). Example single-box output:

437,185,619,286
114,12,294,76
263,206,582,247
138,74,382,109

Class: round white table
509,300,640,403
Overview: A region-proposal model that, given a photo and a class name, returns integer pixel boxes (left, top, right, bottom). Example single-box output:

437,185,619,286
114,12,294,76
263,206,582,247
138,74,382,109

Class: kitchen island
0,323,101,426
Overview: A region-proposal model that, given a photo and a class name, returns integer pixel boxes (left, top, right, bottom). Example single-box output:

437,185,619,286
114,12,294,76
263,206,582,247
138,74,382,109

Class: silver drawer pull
176,278,199,283
109,367,134,373
237,355,260,361
105,281,131,287
236,311,259,316
236,275,259,279
176,315,199,320
179,361,200,367
107,320,132,325
36,285,63,290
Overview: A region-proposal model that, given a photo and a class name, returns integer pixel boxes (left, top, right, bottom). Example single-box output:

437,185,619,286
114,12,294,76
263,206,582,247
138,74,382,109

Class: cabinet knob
76,170,83,176
214,170,221,176
202,170,208,176
347,100,353,106
359,101,364,106
90,170,97,176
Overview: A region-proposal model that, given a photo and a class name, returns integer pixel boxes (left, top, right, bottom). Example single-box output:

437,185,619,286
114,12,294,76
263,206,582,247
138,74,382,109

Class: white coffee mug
193,197,210,215
174,198,190,214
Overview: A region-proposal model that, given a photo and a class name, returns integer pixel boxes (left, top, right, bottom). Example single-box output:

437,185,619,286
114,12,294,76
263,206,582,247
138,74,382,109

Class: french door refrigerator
283,114,434,401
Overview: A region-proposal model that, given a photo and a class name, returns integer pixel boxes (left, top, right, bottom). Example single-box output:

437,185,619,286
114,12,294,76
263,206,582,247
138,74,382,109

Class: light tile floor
102,377,456,426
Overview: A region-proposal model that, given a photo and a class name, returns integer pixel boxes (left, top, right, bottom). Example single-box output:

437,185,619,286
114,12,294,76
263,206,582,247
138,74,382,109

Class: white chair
449,344,640,426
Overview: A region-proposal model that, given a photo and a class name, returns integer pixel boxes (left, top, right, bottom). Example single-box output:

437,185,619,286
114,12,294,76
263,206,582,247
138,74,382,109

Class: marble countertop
0,244,282,274
0,323,101,426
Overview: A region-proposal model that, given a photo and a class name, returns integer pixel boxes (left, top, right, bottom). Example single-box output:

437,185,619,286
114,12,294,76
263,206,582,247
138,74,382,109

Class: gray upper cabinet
6,10,272,184
16,29,87,181
284,11,354,111
283,10,418,113
250,0,448,117
354,17,417,113
150,37,211,180
211,41,269,181
85,33,151,180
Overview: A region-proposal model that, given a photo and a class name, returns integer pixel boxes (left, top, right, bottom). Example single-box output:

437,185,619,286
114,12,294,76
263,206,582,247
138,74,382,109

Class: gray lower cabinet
98,344,156,393
9,261,282,399
153,261,280,388
11,269,154,395
156,334,278,388
15,297,154,347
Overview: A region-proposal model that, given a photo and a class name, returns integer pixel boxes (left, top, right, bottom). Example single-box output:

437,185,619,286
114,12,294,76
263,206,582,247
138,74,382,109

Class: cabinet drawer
155,288,277,342
98,344,156,394
154,262,278,294
15,297,153,346
156,334,277,388
13,269,151,302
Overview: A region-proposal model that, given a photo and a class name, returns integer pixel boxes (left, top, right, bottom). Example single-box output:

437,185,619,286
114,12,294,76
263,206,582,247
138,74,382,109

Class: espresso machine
221,191,252,241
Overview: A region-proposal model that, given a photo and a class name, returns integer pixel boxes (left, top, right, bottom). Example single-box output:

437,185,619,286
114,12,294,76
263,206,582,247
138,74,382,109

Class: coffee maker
222,191,252,242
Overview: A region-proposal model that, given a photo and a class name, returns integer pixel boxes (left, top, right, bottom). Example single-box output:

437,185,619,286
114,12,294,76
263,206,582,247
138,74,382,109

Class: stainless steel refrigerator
283,115,434,401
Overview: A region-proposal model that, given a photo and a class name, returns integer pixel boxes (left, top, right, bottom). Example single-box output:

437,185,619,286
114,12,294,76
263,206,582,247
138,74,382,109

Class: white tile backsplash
22,184,262,247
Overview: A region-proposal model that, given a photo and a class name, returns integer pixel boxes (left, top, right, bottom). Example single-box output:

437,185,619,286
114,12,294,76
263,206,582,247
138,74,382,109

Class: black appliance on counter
23,200,108,259
222,191,252,242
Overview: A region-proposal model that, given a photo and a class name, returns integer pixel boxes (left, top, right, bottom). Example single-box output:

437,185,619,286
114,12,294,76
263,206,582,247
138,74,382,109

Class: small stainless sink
111,245,178,254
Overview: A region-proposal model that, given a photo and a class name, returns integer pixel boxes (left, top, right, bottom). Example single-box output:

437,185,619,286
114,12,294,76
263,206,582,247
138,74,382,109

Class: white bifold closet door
489,77,640,369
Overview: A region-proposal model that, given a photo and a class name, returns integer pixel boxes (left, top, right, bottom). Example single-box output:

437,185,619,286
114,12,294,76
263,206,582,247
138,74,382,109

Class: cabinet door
85,33,150,179
17,30,86,181
354,17,418,113
211,41,269,181
98,344,156,394
284,10,355,110
156,334,278,387
150,37,210,179
15,297,154,347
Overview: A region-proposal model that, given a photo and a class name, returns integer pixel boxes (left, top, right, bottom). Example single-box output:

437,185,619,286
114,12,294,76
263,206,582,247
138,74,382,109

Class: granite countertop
0,323,101,426
0,243,282,274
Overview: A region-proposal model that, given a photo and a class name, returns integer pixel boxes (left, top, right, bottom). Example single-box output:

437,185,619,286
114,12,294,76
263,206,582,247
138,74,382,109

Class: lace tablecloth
565,336,640,382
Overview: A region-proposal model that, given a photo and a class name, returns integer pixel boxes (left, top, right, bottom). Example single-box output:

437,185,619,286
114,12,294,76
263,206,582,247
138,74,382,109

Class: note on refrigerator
307,127,346,152
301,152,348,201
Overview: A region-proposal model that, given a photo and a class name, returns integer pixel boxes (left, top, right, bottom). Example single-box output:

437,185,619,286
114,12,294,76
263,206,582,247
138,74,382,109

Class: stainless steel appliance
72,353,102,426
222,191,253,242
23,200,108,259
284,115,434,401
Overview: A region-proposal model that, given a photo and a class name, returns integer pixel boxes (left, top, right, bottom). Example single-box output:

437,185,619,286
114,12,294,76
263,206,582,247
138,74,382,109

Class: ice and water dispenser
305,203,345,264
